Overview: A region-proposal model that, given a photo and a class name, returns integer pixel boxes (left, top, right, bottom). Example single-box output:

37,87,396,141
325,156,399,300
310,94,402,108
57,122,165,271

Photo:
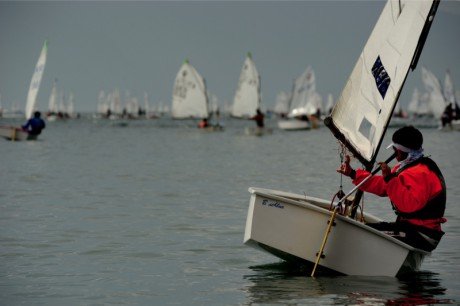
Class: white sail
326,93,334,114
59,91,66,114
288,66,312,116
327,0,439,167
144,92,150,114
111,89,122,114
419,92,432,116
25,40,48,119
421,66,446,119
171,60,208,119
97,90,108,114
48,78,58,113
444,70,456,105
67,92,75,116
207,92,219,114
288,66,321,117
231,53,260,118
274,90,290,115
407,88,420,114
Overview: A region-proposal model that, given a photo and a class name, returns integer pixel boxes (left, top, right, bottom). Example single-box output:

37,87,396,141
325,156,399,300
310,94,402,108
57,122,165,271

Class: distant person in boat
22,111,46,135
252,108,264,128
337,126,446,252
441,103,453,128
198,118,209,128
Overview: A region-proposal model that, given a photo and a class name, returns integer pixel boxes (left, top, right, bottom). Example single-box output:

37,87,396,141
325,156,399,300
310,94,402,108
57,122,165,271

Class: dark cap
392,125,423,151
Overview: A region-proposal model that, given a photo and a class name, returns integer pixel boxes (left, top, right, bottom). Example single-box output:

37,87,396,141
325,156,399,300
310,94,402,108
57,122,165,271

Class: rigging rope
330,142,347,213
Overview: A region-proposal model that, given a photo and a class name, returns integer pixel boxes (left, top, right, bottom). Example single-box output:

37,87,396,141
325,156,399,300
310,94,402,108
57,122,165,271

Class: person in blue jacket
22,111,46,135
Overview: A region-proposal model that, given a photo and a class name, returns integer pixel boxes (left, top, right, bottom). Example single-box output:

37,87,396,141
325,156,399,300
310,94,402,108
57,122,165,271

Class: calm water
1,116,459,305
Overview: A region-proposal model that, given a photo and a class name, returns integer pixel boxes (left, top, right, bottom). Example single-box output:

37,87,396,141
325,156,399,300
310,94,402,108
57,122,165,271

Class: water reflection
389,271,453,305
244,262,455,305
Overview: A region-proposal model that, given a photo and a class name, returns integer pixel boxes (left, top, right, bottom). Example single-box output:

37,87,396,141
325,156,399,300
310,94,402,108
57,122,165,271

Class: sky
0,0,459,113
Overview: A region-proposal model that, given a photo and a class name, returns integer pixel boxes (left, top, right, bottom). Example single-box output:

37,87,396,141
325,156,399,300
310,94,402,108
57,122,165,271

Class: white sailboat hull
278,119,311,130
244,187,428,276
0,126,36,141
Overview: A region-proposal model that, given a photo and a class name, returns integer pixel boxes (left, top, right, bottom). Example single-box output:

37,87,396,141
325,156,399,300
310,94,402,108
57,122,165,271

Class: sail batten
326,0,439,168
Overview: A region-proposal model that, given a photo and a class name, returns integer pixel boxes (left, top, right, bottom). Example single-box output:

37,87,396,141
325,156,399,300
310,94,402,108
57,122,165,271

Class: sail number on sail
371,56,391,99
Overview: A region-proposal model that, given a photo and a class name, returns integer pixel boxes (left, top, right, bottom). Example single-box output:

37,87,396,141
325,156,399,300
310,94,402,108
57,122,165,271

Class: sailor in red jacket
338,126,446,252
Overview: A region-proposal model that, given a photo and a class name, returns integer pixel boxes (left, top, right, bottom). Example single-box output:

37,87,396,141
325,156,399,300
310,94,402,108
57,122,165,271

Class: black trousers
366,221,444,252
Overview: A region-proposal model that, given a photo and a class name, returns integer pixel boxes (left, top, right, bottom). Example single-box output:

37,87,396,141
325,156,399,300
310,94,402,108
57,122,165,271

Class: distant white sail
59,91,66,113
327,0,439,167
326,93,334,114
111,89,122,114
421,66,446,118
274,91,290,115
288,66,320,117
444,70,456,105
208,92,219,113
418,92,432,116
407,88,420,114
48,78,58,113
144,92,150,113
25,40,48,119
97,90,108,114
171,59,208,119
289,66,316,117
231,53,260,118
67,92,75,116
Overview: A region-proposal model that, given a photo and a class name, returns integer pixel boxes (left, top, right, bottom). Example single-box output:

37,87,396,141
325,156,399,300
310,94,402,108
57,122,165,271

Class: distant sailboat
144,92,158,119
231,52,261,118
47,78,58,121
444,70,456,105
407,87,421,116
94,90,108,119
421,66,446,121
442,69,460,130
278,66,320,130
273,90,291,117
67,91,77,118
109,88,122,120
25,40,48,120
171,59,209,119
0,40,48,141
325,93,334,115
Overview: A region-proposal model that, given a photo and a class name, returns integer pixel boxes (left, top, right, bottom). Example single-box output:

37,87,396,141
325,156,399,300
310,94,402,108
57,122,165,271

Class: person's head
34,111,41,118
256,108,262,115
388,125,423,161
